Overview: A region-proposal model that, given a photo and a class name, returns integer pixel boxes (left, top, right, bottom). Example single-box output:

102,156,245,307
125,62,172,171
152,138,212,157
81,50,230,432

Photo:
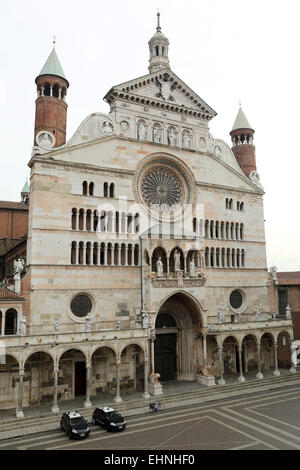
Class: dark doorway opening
75,361,86,396
155,333,177,381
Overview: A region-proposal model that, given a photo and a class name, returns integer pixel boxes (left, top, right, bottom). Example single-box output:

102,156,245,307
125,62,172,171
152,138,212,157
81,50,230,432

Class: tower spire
148,12,170,73
230,106,257,178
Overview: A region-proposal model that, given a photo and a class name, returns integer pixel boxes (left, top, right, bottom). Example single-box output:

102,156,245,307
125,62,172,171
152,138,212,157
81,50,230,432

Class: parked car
92,406,126,432
60,410,90,439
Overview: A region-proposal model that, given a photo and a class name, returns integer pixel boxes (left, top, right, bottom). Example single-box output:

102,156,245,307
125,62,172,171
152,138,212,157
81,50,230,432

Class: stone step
0,372,299,438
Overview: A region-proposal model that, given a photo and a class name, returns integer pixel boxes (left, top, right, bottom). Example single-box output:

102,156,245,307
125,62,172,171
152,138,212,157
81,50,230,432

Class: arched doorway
154,292,203,382
59,349,87,399
24,352,54,405
277,331,291,369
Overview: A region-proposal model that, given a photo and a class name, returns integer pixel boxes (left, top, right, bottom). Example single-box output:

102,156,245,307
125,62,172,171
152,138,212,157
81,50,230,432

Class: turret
21,179,30,204
148,13,170,73
34,44,69,148
230,107,256,178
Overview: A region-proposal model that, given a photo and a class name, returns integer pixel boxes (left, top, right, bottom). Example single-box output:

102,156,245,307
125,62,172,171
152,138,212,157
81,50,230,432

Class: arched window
155,45,159,56
44,83,51,96
71,208,77,230
89,182,94,196
109,183,114,198
83,181,88,195
103,182,108,198
5,309,17,335
71,241,77,265
53,84,59,98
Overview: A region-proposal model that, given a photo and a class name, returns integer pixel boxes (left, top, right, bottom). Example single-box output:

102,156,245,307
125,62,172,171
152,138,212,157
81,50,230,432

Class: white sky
0,0,299,271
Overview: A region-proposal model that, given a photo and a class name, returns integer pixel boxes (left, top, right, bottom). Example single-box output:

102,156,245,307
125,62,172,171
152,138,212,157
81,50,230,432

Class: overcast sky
0,0,299,271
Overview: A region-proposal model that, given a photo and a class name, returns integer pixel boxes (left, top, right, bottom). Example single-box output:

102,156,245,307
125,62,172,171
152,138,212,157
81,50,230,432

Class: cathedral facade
0,15,295,416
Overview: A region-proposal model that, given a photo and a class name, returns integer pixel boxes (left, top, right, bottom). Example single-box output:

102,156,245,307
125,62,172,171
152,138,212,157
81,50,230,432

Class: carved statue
54,320,59,335
85,314,92,333
116,320,121,330
13,258,25,279
199,365,214,377
189,259,196,278
157,257,163,277
39,133,52,148
141,312,149,328
286,305,292,320
19,316,26,336
174,250,181,271
149,372,161,385
254,308,261,321
217,309,225,324
138,122,146,140
153,128,161,143
168,129,176,146
182,133,190,149
270,265,278,283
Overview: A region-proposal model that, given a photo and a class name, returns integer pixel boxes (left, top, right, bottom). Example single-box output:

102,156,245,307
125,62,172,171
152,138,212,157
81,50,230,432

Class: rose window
141,167,183,209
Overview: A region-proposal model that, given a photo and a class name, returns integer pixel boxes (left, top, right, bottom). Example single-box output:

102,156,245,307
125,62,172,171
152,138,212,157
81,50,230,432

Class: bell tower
230,106,256,178
148,12,170,73
34,43,69,148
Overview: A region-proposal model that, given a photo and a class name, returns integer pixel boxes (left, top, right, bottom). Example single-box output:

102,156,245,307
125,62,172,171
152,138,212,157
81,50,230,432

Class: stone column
290,340,297,373
142,358,150,398
16,368,24,418
167,256,170,277
150,334,155,375
125,245,128,266
237,346,245,383
1,311,5,336
256,342,263,379
203,333,207,368
84,362,92,408
97,244,101,266
103,245,108,266
118,246,122,266
273,341,280,376
75,243,79,265
218,346,226,385
83,242,87,265
83,211,87,231
183,255,187,274
51,365,59,414
114,360,122,403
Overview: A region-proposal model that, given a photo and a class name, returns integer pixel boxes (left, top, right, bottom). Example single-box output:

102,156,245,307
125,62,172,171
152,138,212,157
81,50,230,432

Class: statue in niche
189,259,196,277
138,122,146,140
153,127,161,143
286,305,292,320
157,257,164,277
102,121,113,135
174,250,181,271
182,133,190,149
168,128,176,146
39,132,53,149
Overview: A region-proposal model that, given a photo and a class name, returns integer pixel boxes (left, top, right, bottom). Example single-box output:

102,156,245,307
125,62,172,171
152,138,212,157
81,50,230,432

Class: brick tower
230,107,256,177
34,45,69,148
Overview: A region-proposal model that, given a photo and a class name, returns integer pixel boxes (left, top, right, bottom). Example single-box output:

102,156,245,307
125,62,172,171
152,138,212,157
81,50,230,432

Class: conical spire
21,179,30,194
148,12,170,73
231,106,253,132
37,47,68,84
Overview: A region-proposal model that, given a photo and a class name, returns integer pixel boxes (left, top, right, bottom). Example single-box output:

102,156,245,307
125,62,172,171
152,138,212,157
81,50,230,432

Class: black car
60,410,90,439
92,406,126,432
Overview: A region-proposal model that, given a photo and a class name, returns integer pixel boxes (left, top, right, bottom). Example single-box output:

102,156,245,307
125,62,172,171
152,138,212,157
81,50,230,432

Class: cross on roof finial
53,35,56,46
239,99,242,107
157,10,161,31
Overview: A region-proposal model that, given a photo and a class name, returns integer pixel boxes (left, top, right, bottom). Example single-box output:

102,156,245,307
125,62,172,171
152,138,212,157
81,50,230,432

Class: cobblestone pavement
1,382,300,450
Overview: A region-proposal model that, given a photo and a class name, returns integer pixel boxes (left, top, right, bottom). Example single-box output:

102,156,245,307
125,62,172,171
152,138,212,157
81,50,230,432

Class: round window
71,295,92,318
229,290,243,310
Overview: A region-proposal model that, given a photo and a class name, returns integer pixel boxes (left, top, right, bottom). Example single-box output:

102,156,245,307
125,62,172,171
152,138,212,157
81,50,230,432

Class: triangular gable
104,68,217,121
